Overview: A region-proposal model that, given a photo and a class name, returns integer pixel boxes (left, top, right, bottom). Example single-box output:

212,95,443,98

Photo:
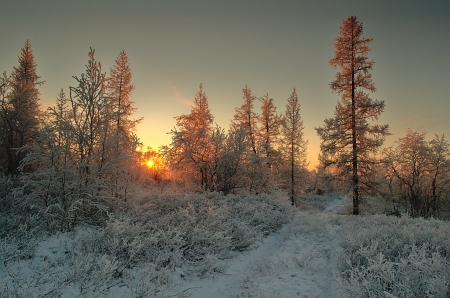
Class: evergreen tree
316,16,389,215
281,88,308,205
0,40,44,174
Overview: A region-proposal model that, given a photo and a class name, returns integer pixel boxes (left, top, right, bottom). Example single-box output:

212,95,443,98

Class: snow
1,194,348,297
165,196,347,298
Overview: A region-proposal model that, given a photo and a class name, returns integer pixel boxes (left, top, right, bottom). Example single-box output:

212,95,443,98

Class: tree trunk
291,142,295,206
351,69,359,215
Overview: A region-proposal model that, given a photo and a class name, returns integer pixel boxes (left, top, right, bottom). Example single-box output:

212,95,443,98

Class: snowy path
168,197,347,298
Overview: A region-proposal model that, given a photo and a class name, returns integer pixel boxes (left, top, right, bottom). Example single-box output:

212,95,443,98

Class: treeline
0,40,310,232
1,15,450,228
163,84,308,204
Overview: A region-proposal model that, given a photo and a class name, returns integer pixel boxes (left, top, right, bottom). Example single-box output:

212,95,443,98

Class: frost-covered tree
215,126,249,194
231,86,274,192
232,85,258,154
69,48,110,181
19,49,112,228
0,72,11,173
255,93,283,191
167,83,216,191
316,16,389,215
20,48,143,228
258,93,282,160
383,130,450,217
281,88,308,205
384,130,429,216
108,50,141,199
427,134,450,215
0,40,44,174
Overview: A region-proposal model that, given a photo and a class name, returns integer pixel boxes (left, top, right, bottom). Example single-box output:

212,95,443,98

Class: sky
1,0,449,169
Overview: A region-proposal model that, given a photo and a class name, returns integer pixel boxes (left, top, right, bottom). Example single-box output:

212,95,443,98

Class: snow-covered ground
4,193,450,297
165,196,347,298
1,194,349,297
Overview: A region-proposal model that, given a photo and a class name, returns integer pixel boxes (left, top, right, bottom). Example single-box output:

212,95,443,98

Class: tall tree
108,50,141,198
0,40,44,174
108,50,137,143
281,88,308,205
232,85,258,154
69,48,110,180
316,16,389,215
0,72,11,172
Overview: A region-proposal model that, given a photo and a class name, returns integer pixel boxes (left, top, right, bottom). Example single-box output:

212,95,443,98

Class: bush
338,215,450,297
0,189,290,297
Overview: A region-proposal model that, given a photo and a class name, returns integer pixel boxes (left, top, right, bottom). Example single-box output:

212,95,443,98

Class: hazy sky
1,0,449,168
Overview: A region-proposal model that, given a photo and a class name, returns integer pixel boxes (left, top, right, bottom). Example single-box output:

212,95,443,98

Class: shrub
0,189,290,296
338,215,450,297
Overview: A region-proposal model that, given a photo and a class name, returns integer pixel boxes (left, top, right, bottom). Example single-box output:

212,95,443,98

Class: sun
147,160,154,167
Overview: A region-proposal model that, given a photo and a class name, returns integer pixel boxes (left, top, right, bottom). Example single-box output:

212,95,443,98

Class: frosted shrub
338,215,450,297
0,189,290,296
62,252,119,294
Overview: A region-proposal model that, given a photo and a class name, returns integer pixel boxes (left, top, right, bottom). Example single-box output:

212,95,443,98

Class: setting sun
147,160,154,167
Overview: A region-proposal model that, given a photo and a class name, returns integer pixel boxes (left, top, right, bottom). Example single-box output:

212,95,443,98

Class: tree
427,134,450,216
0,72,11,172
108,50,141,199
167,83,216,191
258,93,282,161
316,16,389,215
383,130,450,217
69,48,110,180
232,85,258,154
281,88,308,205
384,130,429,216
0,40,44,174
19,48,143,229
215,126,249,194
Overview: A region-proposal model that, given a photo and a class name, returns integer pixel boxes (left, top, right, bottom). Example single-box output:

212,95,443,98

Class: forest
1,16,449,297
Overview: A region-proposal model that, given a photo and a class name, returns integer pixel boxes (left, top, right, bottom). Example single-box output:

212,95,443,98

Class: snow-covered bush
0,189,290,297
338,215,450,297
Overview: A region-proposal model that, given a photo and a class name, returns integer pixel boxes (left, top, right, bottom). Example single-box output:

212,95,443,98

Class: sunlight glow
147,160,154,167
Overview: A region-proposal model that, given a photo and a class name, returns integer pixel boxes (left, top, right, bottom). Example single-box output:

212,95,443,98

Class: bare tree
383,130,450,217
316,16,389,215
428,134,450,215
